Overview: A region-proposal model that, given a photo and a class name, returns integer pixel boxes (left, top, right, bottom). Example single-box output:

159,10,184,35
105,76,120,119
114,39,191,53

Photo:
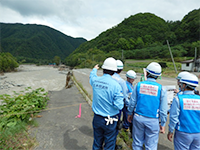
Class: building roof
181,59,194,63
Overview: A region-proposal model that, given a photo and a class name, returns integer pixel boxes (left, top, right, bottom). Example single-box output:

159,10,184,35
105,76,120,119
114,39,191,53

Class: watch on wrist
168,131,173,134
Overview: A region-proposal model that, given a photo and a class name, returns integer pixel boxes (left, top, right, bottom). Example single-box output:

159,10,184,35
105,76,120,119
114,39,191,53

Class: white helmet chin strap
181,83,195,91
180,83,186,91
185,85,195,90
147,73,158,79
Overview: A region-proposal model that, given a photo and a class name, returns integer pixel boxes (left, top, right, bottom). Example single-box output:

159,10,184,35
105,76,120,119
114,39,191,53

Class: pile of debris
65,71,73,89
0,76,23,90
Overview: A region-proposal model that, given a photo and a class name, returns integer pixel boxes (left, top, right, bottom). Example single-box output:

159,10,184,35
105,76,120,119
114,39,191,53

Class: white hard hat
126,70,137,79
116,60,123,69
176,71,190,80
180,73,199,87
102,57,117,71
146,62,162,76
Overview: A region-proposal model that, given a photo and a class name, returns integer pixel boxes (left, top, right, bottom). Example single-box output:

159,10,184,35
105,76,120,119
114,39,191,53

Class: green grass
124,59,182,78
116,129,133,150
0,121,37,150
0,87,49,149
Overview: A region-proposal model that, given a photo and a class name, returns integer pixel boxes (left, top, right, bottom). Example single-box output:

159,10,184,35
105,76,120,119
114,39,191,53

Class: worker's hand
167,132,173,142
127,115,133,123
174,89,179,93
160,125,165,134
94,64,99,70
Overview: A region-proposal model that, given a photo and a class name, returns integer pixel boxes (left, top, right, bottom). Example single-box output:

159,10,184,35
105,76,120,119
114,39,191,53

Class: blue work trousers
92,114,118,150
116,109,122,137
122,105,131,129
132,114,159,150
174,130,200,150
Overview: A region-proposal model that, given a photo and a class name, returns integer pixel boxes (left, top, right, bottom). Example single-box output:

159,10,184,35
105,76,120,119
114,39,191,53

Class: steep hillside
0,23,87,60
70,13,170,54
65,9,200,67
65,12,170,66
178,8,200,42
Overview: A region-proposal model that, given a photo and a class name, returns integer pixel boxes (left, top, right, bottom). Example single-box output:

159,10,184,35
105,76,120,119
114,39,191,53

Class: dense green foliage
0,87,49,130
0,121,36,149
53,56,61,66
65,9,200,68
0,52,19,72
0,87,49,149
0,23,87,62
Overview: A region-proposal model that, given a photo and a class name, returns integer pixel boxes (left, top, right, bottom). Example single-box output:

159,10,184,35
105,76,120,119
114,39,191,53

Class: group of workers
89,57,200,150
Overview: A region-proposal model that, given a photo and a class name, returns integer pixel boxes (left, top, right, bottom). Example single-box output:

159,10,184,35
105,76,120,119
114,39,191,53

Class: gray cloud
0,0,199,40
0,0,84,23
0,0,55,16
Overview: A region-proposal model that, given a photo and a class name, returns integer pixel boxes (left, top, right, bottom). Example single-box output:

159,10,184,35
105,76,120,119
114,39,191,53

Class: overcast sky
0,0,199,40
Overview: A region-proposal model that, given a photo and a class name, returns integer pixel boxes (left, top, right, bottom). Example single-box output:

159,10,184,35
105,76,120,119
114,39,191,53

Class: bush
158,62,167,68
0,87,49,130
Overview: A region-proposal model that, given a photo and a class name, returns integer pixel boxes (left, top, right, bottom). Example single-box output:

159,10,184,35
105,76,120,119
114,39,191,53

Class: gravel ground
0,64,68,96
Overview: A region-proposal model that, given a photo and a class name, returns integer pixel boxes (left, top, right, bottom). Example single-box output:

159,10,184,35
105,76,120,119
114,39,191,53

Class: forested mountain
0,23,87,62
65,8,200,67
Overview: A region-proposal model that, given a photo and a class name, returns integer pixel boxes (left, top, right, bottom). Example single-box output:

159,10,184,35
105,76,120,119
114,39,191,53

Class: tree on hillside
0,52,19,72
180,8,200,42
0,45,4,52
53,56,61,66
135,37,145,49
116,38,130,50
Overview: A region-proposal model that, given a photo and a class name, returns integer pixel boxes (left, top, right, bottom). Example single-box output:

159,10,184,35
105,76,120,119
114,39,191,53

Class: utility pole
194,47,197,71
167,40,178,74
122,50,123,60
195,47,197,59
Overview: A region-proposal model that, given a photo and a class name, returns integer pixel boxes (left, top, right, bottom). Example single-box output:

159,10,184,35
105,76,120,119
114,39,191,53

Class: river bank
0,65,68,96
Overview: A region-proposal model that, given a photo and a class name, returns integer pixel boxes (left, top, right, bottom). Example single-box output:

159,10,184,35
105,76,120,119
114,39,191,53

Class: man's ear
183,83,186,88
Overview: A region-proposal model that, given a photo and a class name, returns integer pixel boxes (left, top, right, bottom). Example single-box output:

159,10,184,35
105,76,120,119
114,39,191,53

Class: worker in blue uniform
112,60,129,119
168,71,190,114
175,72,200,95
167,73,200,150
174,71,190,94
123,70,137,132
89,57,124,150
112,59,129,149
127,62,168,150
